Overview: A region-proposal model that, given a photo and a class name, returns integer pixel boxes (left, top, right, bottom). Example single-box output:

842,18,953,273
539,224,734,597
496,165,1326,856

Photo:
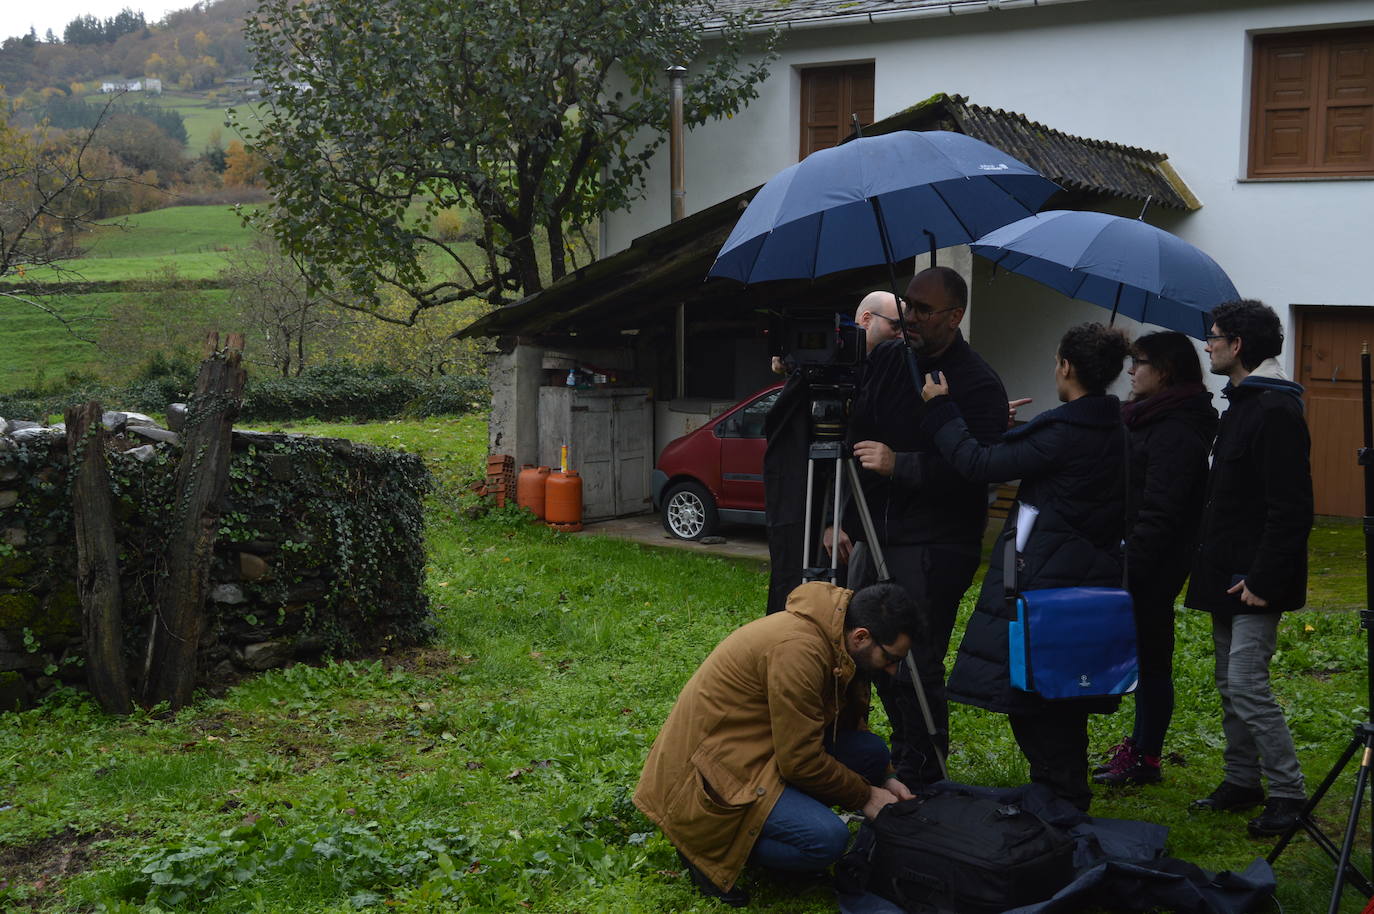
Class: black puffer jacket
844,333,1008,548
1185,371,1312,614
922,394,1127,716
1123,387,1218,605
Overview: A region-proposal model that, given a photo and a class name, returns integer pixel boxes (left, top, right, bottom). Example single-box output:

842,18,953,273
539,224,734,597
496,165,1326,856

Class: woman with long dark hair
920,322,1130,810
1093,331,1218,787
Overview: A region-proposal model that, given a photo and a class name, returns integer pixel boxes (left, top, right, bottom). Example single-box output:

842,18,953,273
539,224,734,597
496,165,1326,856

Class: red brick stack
484,454,516,506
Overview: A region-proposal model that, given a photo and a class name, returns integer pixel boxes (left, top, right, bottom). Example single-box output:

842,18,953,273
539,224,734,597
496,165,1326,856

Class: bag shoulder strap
1120,422,1130,591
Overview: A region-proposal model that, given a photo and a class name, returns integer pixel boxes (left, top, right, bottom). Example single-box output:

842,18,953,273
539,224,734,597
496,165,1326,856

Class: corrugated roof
885,94,1196,210
461,92,1198,339
699,0,1084,30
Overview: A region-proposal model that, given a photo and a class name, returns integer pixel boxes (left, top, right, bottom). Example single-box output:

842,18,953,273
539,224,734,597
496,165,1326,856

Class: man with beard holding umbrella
825,265,1009,786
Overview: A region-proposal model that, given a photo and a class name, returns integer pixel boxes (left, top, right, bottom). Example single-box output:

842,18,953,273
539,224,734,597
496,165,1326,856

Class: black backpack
837,787,1076,914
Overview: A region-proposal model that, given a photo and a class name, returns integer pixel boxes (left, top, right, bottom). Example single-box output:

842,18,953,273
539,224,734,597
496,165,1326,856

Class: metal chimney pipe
668,64,688,398
667,65,687,223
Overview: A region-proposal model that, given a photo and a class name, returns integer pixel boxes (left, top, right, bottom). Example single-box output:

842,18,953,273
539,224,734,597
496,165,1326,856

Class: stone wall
0,411,432,710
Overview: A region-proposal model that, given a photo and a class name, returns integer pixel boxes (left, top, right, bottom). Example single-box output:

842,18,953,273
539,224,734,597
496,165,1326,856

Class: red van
652,384,783,540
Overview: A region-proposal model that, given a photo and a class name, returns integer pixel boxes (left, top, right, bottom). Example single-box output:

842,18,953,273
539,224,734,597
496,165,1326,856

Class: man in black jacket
826,267,1009,785
1186,299,1312,838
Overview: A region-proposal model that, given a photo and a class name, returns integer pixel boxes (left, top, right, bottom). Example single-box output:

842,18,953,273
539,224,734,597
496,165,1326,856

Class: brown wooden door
1297,306,1374,517
799,64,874,160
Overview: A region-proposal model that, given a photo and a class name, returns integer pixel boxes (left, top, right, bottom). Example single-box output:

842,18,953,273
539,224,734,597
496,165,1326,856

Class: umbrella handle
868,196,925,401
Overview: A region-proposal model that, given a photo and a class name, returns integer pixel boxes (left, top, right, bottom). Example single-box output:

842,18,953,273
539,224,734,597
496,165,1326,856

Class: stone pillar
487,339,543,465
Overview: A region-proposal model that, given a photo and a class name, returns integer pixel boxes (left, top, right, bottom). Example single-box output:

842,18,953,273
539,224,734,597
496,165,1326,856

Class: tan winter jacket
633,581,874,892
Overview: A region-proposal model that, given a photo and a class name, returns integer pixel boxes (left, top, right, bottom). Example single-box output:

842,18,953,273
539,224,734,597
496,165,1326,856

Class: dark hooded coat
1185,375,1312,614
1123,386,1219,605
921,394,1127,716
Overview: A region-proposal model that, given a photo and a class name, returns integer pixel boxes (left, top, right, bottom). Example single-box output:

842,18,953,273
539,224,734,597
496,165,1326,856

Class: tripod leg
1329,739,1374,913
905,658,949,781
802,460,817,572
842,458,890,583
831,457,843,578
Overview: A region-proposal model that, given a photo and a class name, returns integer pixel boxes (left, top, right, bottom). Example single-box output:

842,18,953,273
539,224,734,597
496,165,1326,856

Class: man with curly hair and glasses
1187,299,1312,838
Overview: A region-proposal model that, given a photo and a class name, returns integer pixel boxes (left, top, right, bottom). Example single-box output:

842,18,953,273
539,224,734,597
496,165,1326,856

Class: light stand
1267,342,1374,913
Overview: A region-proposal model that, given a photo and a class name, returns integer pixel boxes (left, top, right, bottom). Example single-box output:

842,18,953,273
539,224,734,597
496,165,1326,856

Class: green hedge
0,363,489,423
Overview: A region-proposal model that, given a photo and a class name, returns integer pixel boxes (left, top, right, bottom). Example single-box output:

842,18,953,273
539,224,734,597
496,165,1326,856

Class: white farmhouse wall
605,0,1374,417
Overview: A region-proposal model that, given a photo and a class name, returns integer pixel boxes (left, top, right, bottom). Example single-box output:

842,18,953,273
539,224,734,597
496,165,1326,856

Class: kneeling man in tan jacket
634,581,922,906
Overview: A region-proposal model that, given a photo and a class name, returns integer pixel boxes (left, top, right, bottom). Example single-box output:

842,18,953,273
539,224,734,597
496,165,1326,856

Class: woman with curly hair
920,322,1130,810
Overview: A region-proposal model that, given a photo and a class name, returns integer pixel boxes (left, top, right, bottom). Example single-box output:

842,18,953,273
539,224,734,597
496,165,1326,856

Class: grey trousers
1212,612,1306,799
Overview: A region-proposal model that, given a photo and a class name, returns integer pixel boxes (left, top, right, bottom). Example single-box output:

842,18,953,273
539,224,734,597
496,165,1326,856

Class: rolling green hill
2,205,256,391
11,205,258,284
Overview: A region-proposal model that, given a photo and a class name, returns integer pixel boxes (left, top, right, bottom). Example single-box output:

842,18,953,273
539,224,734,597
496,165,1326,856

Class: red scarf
1121,382,1207,429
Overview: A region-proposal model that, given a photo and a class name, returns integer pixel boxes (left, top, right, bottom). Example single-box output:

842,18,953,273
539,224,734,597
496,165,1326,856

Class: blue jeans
748,729,890,872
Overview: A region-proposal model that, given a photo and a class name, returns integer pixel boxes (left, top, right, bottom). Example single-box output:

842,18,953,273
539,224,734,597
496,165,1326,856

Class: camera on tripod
772,312,867,445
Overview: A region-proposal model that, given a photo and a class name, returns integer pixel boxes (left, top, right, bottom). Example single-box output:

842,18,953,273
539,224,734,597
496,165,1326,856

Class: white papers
1015,503,1040,554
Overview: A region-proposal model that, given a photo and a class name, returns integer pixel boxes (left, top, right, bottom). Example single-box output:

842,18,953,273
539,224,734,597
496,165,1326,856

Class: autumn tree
239,0,775,323
219,237,343,377
222,139,264,186
0,98,134,335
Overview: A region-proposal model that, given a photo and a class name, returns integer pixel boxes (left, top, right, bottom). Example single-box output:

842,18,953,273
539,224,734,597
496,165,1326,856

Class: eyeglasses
873,313,921,333
897,299,960,321
1204,333,1234,345
876,644,906,666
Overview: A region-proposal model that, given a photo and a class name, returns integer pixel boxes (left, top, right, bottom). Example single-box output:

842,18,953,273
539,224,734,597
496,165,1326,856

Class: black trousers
1009,708,1093,812
848,541,981,786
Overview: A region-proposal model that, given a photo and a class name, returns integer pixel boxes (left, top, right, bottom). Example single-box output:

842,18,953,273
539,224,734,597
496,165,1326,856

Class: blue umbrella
971,209,1239,339
708,130,1059,284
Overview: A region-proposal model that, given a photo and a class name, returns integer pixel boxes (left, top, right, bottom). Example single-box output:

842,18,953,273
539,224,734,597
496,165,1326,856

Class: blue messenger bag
1004,428,1138,700
1008,586,1138,699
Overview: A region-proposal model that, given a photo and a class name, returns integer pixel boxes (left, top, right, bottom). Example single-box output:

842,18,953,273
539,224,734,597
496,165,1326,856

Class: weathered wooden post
142,332,246,710
65,401,131,715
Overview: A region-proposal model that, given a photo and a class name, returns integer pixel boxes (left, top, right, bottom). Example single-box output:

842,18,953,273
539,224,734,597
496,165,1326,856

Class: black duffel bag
839,787,1075,914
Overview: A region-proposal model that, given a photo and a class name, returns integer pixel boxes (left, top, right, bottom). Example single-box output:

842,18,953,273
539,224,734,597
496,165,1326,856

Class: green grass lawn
8,206,260,286
0,292,108,390
0,288,234,393
83,91,264,156
1,415,1369,912
1,204,258,391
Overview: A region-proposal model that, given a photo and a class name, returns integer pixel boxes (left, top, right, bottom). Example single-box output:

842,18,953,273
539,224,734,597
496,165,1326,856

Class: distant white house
99,78,161,94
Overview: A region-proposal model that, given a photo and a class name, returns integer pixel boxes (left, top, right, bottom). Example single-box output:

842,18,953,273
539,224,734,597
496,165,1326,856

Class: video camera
770,312,866,444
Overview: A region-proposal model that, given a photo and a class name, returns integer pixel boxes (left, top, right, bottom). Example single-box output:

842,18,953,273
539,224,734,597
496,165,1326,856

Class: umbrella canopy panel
972,210,1239,339
710,130,1059,284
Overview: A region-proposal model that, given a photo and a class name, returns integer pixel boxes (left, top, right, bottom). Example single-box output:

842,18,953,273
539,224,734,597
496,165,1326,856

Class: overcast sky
4,2,189,43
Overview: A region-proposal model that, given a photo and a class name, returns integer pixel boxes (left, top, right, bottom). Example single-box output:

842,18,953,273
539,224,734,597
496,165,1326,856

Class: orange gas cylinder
516,465,551,520
545,470,583,531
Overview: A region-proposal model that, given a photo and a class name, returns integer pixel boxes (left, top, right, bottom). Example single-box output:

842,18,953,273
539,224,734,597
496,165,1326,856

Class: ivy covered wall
0,418,432,709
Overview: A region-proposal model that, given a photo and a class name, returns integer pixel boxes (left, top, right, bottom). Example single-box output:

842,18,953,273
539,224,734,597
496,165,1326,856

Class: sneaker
1247,796,1307,838
1191,781,1266,812
1094,754,1162,787
678,851,750,907
1093,736,1136,776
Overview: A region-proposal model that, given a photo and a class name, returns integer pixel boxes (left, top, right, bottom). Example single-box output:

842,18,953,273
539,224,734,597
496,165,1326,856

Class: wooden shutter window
799,64,875,160
1250,28,1374,177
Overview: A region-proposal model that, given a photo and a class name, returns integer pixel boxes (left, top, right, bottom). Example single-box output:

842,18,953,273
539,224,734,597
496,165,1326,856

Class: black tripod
1267,343,1374,913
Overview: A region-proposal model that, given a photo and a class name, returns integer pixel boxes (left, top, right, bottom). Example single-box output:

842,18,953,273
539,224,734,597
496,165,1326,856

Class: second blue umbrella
971,210,1239,339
